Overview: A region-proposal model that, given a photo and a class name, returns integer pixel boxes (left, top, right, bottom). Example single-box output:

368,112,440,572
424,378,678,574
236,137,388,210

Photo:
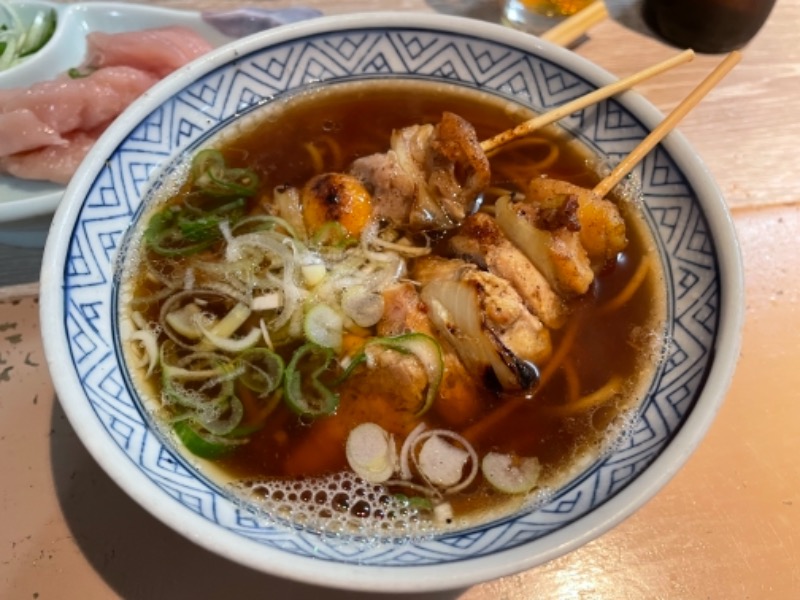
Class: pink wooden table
2,1,799,597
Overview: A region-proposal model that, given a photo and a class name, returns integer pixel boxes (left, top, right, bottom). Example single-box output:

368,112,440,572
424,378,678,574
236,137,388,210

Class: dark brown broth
131,80,664,522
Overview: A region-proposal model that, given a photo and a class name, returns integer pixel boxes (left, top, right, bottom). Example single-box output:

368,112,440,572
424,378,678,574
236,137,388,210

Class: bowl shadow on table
48,400,465,599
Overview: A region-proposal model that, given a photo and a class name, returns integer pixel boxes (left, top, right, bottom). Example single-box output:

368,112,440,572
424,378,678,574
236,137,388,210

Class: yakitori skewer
540,0,608,47
593,51,741,198
480,48,695,155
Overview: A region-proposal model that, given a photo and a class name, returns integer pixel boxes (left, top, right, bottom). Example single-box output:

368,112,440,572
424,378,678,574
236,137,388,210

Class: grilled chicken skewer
291,52,737,393
345,49,694,234
416,52,739,391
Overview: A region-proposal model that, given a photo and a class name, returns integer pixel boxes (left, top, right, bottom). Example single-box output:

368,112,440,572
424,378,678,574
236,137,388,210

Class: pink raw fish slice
0,129,101,185
0,109,66,157
82,26,214,78
1,66,160,135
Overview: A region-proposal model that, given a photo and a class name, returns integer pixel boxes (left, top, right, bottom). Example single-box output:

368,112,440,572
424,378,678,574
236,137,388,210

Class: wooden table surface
1,1,799,598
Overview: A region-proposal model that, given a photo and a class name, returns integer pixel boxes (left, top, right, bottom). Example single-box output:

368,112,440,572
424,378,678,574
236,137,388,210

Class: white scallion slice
194,302,258,352
341,286,384,328
345,422,397,483
303,303,343,351
301,263,327,287
417,434,470,488
165,302,205,340
197,324,262,353
481,452,541,495
433,501,454,525
252,292,282,311
209,302,251,338
129,329,158,377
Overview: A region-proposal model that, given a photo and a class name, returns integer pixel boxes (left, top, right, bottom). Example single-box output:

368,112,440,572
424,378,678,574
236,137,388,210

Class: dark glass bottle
643,0,777,54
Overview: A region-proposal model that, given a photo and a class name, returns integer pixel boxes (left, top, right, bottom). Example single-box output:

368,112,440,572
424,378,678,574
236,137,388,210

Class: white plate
0,1,241,244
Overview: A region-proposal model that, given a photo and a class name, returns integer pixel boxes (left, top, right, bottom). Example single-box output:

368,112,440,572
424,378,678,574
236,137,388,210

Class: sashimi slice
0,25,215,184
83,26,214,79
0,129,102,185
0,109,66,157
1,66,160,135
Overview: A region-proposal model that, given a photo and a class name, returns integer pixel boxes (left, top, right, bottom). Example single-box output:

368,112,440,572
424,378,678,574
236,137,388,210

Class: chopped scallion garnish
0,3,57,72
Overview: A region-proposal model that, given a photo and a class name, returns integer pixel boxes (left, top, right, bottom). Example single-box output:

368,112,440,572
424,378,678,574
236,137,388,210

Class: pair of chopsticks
482,48,740,198
492,1,741,198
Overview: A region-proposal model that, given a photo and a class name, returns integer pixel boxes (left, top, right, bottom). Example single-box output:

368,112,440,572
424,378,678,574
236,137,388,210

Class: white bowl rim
39,11,744,592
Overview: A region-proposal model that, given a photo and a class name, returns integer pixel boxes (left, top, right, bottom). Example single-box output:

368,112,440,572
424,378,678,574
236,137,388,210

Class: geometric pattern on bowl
61,26,717,565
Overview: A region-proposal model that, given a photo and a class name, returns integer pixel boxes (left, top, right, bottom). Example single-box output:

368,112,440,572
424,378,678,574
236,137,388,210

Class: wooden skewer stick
480,48,695,155
593,51,742,198
540,0,608,47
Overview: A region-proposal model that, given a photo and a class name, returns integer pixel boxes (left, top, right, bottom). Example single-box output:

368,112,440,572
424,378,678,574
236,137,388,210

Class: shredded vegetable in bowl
0,2,57,72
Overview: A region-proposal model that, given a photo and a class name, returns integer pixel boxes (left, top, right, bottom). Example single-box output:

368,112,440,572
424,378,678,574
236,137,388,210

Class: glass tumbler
502,0,596,35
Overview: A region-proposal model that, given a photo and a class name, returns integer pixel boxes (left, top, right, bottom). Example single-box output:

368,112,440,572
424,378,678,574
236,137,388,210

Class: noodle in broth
120,80,666,539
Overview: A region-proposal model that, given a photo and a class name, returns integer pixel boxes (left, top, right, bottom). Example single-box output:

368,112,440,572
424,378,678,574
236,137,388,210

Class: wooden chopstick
593,51,742,198
540,0,608,47
480,48,695,155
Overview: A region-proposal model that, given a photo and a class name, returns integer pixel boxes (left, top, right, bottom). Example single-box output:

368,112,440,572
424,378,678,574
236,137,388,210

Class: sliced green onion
159,349,243,435
164,303,205,341
144,207,215,256
68,66,95,79
144,199,245,257
300,263,327,287
363,333,443,416
345,422,397,483
192,149,259,197
283,343,339,418
237,347,284,395
199,394,245,436
418,433,470,487
310,221,357,248
393,494,433,512
0,6,57,71
173,420,240,460
18,7,56,57
231,214,299,238
341,286,384,328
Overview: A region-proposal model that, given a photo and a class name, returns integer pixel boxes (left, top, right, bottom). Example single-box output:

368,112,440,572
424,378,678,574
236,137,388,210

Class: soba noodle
120,80,666,539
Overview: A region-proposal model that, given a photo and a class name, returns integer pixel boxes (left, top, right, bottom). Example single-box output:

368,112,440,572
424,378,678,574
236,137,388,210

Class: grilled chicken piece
414,257,551,391
495,194,594,297
494,176,627,298
447,212,567,329
378,282,484,427
526,177,628,269
378,282,434,338
349,112,490,232
350,149,416,225
409,254,462,286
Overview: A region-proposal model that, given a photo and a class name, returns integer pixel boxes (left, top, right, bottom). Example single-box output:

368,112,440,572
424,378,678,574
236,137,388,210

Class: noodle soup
120,80,666,539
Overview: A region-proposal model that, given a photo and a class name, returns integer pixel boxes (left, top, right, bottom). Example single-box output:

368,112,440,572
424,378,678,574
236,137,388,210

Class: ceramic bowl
39,12,743,592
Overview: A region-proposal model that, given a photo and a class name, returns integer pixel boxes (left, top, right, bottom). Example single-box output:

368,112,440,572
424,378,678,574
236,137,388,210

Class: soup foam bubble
231,471,441,541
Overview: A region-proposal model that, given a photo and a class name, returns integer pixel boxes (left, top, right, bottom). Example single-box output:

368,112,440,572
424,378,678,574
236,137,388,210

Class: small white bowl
39,12,743,592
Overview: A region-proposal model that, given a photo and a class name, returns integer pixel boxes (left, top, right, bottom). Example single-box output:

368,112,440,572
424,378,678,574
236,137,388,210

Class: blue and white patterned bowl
39,13,743,592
